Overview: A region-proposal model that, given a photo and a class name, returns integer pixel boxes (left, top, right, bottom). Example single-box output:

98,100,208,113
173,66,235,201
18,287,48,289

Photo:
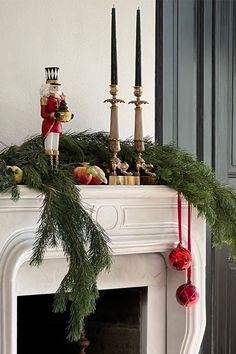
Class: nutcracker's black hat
45,67,61,85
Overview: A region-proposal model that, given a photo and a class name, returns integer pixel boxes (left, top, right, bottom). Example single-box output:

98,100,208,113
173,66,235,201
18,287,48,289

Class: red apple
73,166,92,185
88,165,107,185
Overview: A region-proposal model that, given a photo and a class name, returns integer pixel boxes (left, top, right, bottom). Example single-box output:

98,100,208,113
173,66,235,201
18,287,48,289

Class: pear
7,165,23,184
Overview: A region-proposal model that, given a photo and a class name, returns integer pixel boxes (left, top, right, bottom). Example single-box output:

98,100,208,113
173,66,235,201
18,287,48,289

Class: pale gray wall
0,0,155,146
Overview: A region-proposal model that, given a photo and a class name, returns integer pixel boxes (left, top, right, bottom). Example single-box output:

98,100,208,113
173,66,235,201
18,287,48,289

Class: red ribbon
187,202,192,282
177,192,182,244
177,193,192,282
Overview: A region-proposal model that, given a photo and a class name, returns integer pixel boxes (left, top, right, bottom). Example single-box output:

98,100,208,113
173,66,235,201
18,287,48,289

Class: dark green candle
111,7,118,85
135,8,142,86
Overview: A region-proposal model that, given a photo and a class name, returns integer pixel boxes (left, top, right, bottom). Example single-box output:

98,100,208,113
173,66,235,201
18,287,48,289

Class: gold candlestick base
136,152,157,185
109,175,140,185
129,86,157,184
109,151,130,175
109,152,136,185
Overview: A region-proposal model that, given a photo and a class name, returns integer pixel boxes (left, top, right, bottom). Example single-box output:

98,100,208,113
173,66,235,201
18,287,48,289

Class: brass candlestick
105,85,137,185
129,86,156,184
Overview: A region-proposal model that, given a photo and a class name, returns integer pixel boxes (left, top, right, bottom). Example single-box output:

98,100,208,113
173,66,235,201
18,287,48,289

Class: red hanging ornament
169,243,192,271
176,281,199,307
176,202,200,307
168,193,192,271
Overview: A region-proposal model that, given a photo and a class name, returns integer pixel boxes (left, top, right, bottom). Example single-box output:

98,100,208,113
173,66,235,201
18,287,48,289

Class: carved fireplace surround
0,185,206,354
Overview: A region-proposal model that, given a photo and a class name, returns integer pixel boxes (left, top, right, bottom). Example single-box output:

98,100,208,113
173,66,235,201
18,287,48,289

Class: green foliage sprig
31,170,111,340
0,134,111,341
1,131,236,340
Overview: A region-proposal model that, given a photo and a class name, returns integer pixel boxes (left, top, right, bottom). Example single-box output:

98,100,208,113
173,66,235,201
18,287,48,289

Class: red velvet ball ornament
176,282,199,307
168,243,192,271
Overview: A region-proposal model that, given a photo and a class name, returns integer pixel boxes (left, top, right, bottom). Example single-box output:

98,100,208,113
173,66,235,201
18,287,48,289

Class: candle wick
138,6,140,9
113,4,115,8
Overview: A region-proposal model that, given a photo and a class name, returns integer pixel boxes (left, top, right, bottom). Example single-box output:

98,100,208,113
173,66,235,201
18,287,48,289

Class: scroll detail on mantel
0,185,206,354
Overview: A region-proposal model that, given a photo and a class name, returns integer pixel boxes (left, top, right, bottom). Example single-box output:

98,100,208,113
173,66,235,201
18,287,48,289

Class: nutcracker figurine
40,67,73,169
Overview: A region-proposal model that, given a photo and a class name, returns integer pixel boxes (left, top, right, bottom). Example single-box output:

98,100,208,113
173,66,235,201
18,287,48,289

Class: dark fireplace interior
17,287,146,354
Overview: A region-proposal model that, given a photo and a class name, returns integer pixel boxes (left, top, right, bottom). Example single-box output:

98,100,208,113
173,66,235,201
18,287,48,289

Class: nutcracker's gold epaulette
40,96,48,105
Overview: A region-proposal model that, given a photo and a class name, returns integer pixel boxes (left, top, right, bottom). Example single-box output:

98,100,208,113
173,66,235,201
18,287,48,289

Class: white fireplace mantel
0,185,206,354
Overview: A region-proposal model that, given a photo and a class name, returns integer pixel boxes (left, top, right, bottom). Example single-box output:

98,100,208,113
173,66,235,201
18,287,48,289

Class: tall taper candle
111,7,118,85
135,8,142,87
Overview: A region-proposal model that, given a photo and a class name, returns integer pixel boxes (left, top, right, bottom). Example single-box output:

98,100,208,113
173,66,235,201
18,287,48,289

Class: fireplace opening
17,287,146,354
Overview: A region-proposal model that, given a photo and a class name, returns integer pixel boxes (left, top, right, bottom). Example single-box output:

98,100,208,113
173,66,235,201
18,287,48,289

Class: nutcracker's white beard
40,83,62,98
44,132,60,155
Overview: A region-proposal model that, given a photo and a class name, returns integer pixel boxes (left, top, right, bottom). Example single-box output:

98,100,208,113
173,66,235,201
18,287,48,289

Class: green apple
7,165,23,184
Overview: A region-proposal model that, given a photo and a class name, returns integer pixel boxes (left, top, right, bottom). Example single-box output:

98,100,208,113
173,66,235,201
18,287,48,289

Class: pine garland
1,131,236,340
0,135,112,341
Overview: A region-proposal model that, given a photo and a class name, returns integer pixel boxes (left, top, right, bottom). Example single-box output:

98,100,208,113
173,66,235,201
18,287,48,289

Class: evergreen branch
1,131,236,339
29,169,111,340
